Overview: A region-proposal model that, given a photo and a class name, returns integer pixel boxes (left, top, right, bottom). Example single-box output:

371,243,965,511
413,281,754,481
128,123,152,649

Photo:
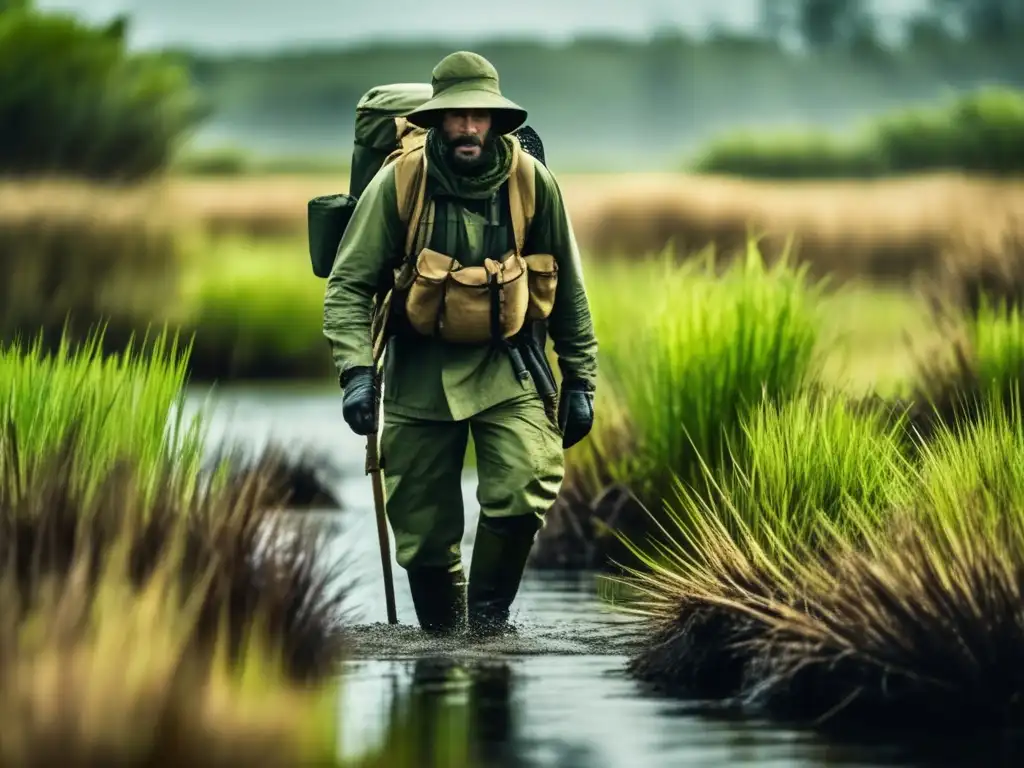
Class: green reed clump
909,295,1024,441
0,329,204,505
586,240,823,509
910,387,1024,535
619,389,909,697
970,297,1024,392
718,389,911,554
740,393,1024,728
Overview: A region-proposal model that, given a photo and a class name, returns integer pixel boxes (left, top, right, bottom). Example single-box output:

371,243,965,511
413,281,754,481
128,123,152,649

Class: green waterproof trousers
380,391,565,634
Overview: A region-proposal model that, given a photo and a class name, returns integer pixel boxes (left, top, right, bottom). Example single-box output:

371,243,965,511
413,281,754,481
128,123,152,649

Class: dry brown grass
3,172,1023,353
0,567,336,767
0,179,180,346
164,174,337,239
580,172,1024,283
158,171,1024,288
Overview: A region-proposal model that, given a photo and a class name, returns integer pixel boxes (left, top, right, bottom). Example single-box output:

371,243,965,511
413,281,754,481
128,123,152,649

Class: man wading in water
323,51,598,637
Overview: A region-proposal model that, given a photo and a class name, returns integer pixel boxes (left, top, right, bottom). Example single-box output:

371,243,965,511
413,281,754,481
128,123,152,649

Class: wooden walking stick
365,360,398,625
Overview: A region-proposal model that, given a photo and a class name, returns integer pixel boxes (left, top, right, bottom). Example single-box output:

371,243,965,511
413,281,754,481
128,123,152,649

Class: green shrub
874,87,1024,175
692,130,881,179
178,237,333,381
691,87,1024,178
174,145,253,176
0,9,203,180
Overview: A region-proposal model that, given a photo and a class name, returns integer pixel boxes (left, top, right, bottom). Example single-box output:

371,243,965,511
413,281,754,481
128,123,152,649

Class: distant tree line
2,0,1023,179
758,0,1023,51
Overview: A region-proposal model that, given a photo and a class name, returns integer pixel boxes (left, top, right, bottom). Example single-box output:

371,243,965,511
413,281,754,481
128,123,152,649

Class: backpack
307,83,431,279
307,82,547,280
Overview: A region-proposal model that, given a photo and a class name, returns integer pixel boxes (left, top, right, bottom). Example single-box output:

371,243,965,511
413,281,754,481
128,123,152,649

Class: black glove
340,366,378,436
557,379,595,450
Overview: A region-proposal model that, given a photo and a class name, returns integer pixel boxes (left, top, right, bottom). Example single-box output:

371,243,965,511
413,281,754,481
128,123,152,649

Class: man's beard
442,133,494,176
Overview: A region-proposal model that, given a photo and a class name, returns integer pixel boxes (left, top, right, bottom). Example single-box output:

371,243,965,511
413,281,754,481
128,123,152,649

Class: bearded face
440,109,494,175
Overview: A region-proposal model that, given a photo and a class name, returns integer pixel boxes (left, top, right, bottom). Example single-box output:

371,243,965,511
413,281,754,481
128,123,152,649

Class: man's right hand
340,366,378,435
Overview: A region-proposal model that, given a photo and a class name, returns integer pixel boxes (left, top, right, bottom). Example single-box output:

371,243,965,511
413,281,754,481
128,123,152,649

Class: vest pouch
440,250,528,344
403,248,530,344
405,247,452,337
524,253,558,321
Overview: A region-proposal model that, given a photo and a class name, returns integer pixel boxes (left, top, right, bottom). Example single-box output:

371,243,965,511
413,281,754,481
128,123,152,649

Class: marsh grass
906,294,1024,441
0,180,180,350
617,386,911,695
0,554,340,767
741,398,1024,728
1,327,350,677
176,236,333,381
583,241,824,509
206,440,344,510
0,324,367,763
0,329,203,506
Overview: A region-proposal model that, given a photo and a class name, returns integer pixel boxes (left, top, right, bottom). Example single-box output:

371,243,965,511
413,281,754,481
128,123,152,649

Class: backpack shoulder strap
388,143,429,259
506,135,537,255
387,135,535,259
394,117,428,153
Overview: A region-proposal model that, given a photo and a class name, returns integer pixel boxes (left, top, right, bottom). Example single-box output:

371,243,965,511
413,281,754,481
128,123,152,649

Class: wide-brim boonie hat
406,51,527,135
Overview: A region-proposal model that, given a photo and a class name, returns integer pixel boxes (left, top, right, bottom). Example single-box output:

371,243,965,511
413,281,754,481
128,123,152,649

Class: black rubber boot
407,564,467,636
467,514,541,638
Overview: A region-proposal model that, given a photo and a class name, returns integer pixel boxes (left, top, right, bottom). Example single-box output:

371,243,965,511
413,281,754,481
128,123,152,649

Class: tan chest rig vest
370,129,558,365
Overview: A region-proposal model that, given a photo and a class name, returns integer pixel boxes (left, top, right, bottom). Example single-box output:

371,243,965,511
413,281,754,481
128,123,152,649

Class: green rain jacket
322,139,598,422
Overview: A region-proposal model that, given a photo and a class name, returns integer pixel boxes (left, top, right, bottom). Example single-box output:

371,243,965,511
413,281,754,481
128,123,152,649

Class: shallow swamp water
181,385,1020,767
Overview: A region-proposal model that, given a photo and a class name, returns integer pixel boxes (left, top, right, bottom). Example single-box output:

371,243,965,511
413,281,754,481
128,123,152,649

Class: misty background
30,0,1024,171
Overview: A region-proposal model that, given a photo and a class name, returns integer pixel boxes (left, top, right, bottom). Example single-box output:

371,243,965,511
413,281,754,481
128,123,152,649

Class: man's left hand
557,379,595,450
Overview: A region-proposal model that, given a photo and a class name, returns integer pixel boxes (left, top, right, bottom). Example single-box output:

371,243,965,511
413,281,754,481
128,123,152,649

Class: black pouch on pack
308,193,358,278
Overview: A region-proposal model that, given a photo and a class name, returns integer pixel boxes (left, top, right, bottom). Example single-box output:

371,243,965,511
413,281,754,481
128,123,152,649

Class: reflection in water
345,653,1024,768
352,656,604,768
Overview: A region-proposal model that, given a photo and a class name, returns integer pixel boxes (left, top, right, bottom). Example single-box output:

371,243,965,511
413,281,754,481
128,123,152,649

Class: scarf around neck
425,129,515,200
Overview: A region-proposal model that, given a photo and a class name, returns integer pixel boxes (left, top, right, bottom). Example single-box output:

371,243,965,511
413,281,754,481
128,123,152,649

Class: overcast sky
35,0,929,52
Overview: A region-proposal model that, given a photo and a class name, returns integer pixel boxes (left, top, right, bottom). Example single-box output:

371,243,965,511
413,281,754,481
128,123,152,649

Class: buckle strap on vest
488,265,501,344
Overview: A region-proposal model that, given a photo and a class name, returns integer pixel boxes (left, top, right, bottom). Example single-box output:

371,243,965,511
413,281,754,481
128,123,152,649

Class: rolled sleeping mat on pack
307,193,359,278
